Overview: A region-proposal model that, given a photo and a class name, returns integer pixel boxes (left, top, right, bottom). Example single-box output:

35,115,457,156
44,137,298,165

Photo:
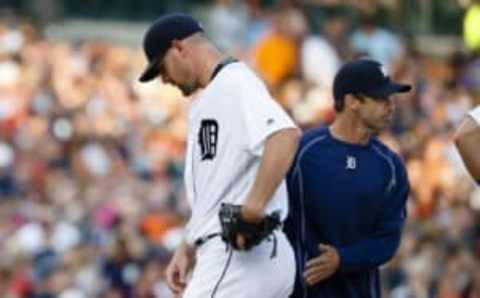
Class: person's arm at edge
165,239,196,295
242,127,301,221
454,113,480,184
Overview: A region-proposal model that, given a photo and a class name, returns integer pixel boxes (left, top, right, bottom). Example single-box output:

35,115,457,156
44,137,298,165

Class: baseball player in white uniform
455,106,480,185
139,14,299,298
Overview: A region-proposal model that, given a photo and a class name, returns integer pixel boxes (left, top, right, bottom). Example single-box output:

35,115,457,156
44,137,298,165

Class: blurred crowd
0,0,480,297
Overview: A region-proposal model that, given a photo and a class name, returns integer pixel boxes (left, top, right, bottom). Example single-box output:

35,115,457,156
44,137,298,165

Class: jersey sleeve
240,72,297,156
337,154,410,273
468,106,480,125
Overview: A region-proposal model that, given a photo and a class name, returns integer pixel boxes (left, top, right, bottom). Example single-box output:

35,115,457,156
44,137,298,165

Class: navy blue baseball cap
333,59,411,102
139,13,204,82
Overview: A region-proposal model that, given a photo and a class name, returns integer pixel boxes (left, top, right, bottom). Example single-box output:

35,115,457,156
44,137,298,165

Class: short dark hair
334,97,345,112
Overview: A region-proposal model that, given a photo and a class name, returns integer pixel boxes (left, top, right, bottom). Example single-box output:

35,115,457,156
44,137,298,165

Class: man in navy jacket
285,59,411,298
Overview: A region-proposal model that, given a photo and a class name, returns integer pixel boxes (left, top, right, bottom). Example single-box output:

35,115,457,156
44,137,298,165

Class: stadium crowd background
0,0,480,297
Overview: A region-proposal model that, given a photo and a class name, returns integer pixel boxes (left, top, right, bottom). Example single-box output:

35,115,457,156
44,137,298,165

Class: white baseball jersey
183,61,296,246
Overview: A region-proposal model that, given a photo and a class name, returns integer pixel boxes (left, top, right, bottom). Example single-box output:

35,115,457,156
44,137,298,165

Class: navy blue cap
139,13,204,82
333,59,411,102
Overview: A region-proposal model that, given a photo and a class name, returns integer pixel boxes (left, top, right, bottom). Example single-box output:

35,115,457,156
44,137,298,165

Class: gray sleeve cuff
469,106,480,125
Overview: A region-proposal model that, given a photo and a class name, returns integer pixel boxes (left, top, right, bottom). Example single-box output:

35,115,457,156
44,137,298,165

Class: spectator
350,13,403,70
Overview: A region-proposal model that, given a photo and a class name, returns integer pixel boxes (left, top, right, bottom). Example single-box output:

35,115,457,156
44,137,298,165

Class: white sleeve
469,106,480,125
240,75,297,156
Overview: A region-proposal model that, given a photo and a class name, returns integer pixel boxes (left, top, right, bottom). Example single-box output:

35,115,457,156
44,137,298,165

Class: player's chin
370,121,389,134
379,116,393,128
180,88,192,96
179,82,198,97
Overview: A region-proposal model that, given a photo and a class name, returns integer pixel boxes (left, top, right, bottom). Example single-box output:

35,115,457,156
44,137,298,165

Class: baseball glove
218,203,281,251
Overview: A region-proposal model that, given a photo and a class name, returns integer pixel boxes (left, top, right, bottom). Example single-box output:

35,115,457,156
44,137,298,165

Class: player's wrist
241,201,265,223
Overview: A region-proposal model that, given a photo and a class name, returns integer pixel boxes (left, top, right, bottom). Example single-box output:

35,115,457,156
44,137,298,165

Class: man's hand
304,244,340,286
165,241,195,296
236,202,265,249
218,203,281,251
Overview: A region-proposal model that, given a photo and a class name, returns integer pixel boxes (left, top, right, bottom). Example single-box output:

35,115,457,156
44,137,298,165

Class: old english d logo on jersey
198,119,218,160
345,155,357,170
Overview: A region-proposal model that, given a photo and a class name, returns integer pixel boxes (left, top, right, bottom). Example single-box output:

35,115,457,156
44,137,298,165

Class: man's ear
344,94,360,111
171,39,185,55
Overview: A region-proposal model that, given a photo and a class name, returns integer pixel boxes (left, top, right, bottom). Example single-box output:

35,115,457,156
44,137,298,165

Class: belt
194,232,222,247
194,231,279,258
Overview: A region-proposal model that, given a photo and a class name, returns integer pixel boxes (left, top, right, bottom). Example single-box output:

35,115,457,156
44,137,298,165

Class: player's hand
303,244,340,286
165,241,195,295
236,203,264,249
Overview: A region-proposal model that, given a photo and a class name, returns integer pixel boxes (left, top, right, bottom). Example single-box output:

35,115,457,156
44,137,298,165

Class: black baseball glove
218,203,281,251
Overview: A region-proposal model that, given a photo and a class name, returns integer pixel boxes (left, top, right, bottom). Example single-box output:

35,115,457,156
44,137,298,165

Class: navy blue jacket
285,126,409,298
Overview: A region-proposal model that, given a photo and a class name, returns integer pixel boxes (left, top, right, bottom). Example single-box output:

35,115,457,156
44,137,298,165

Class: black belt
194,231,279,258
194,232,222,247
